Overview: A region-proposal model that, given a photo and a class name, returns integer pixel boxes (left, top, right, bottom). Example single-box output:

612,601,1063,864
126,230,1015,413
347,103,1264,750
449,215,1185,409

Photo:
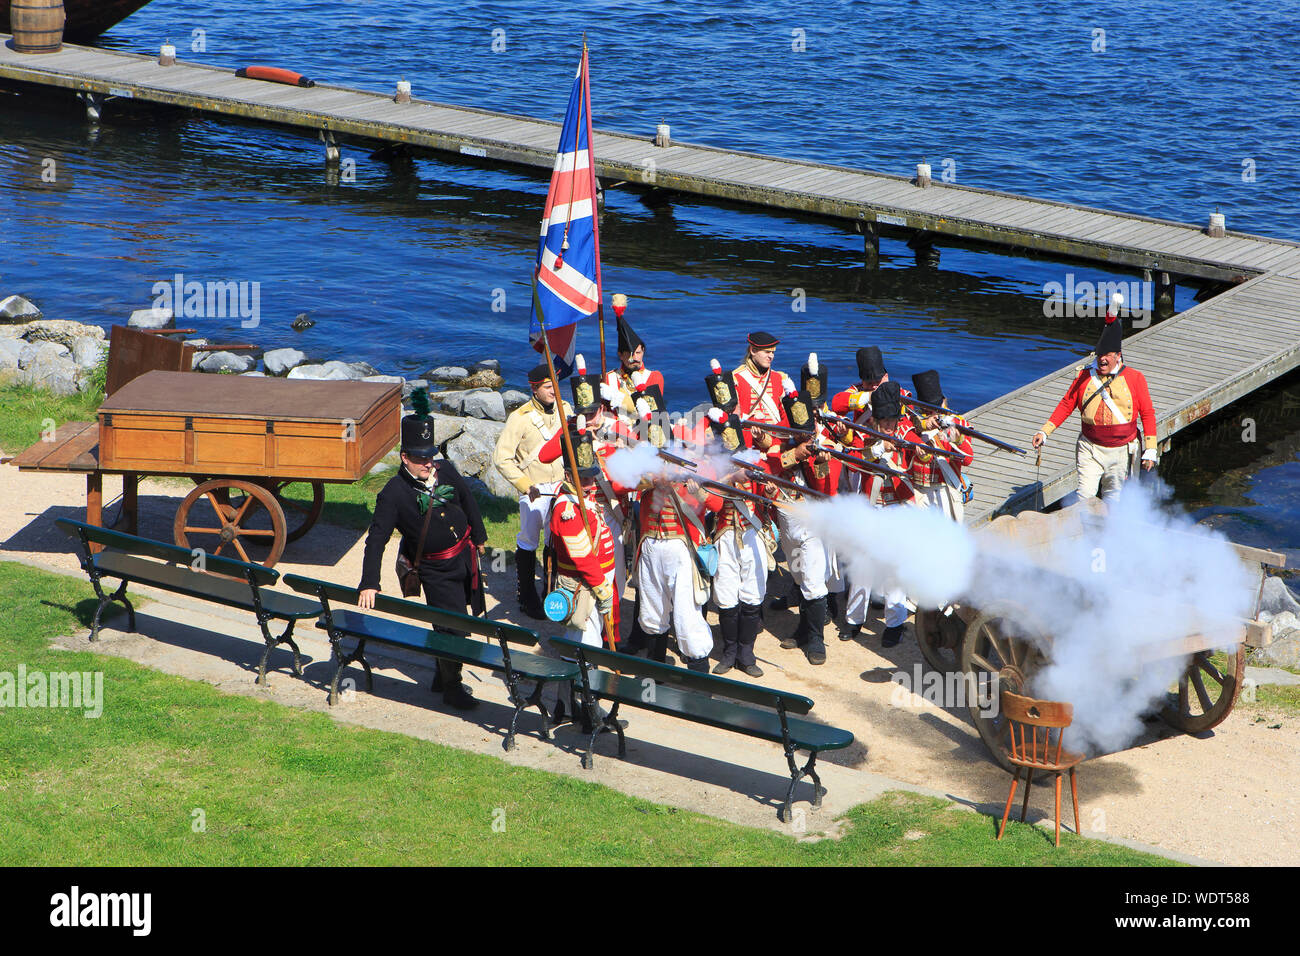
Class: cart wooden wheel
915,607,966,673
257,479,324,543
959,606,1050,772
174,478,286,567
1160,647,1245,734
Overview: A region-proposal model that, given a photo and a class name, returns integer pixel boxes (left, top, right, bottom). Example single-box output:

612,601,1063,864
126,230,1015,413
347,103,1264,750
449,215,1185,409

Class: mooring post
908,231,939,267
1207,209,1226,238
654,121,671,148
320,129,340,165
394,79,412,104
860,219,880,269
77,92,102,123
158,41,177,66
915,158,931,188
1156,271,1175,316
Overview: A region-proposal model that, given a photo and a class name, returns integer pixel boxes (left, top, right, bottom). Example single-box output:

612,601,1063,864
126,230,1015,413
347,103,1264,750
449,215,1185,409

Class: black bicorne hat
617,314,645,355
1096,314,1123,356
911,369,945,407
871,380,903,420
857,346,886,383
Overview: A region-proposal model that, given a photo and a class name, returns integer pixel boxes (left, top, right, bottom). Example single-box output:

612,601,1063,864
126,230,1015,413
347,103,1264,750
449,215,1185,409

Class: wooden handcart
12,369,400,567
912,501,1286,770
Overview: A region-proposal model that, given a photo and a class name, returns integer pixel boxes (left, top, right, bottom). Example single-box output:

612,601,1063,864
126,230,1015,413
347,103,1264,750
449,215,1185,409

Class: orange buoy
234,66,316,88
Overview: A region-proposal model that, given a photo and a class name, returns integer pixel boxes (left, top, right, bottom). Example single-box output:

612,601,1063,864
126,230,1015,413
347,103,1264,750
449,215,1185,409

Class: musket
726,457,830,500
900,398,1028,455
737,419,816,440
817,411,968,462
654,446,700,470
823,447,906,479
695,476,775,509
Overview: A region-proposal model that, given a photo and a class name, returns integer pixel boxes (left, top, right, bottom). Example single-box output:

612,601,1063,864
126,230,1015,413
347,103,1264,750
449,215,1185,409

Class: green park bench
282,574,579,751
57,518,323,683
550,636,855,822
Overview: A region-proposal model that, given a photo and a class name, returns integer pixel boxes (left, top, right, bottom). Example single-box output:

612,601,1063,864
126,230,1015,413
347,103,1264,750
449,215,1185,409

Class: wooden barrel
10,0,66,54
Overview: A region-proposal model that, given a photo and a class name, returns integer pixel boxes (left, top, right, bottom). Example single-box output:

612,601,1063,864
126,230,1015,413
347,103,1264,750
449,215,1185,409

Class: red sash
424,530,480,597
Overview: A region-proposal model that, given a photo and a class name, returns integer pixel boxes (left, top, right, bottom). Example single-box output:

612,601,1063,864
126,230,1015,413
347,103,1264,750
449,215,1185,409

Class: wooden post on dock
861,220,879,269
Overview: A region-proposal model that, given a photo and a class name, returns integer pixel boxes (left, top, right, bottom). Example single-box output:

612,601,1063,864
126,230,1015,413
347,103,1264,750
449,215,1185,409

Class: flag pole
582,36,608,379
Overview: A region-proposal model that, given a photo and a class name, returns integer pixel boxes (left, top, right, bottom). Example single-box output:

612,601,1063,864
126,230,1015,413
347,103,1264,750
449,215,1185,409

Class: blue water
1,0,1297,555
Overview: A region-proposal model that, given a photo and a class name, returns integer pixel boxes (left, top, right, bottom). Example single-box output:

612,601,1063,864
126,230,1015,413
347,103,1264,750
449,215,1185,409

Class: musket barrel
818,411,966,461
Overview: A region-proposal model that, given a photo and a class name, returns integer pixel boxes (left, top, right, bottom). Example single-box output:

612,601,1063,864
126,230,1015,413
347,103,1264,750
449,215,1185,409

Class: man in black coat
359,408,488,710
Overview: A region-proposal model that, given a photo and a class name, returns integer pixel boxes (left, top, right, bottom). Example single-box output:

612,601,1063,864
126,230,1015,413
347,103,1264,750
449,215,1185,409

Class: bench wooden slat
551,635,814,714
92,552,319,618
584,669,852,753
283,573,538,646
57,517,279,586
320,609,576,681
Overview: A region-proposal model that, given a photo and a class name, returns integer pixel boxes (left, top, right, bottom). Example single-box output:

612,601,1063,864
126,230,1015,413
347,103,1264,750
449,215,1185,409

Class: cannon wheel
188,478,323,543
959,606,1050,772
915,608,965,673
1160,648,1245,734
174,478,286,567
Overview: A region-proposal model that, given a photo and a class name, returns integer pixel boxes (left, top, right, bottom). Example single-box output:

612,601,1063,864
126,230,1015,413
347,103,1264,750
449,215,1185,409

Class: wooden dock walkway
4,38,1300,525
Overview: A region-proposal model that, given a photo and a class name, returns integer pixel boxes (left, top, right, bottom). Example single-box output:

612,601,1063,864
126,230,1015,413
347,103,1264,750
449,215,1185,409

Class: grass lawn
0,380,522,552
0,561,1173,866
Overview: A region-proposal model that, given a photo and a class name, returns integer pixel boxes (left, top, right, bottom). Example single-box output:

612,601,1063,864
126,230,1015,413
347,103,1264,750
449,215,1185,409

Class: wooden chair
996,691,1084,847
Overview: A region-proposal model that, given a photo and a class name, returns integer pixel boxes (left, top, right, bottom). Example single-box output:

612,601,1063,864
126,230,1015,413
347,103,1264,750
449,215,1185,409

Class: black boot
714,606,739,675
802,597,828,665
840,622,862,642
882,624,905,648
622,614,648,655
685,655,711,673
647,633,669,664
515,549,545,619
780,594,806,649
827,589,843,623
737,602,763,677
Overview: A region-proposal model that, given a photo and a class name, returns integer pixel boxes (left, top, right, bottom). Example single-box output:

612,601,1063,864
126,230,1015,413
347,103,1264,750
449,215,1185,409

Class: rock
0,338,25,368
1248,629,1300,670
470,359,501,373
426,411,466,447
0,347,17,375
18,357,79,395
288,361,359,381
426,388,473,415
463,368,505,390
262,347,308,376
182,338,209,348
369,461,394,476
480,463,520,500
446,429,495,480
1260,577,1300,618
128,306,174,329
402,378,430,400
501,389,529,412
348,361,380,378
426,365,470,385
1245,665,1300,687
22,319,105,350
362,374,405,385
71,336,108,370
197,351,256,373
291,313,315,331
19,341,71,368
461,389,505,422
241,371,267,377
0,294,42,323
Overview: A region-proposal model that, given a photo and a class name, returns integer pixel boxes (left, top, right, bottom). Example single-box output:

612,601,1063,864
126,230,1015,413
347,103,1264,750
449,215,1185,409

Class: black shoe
779,633,799,649
805,648,826,665
881,625,904,648
712,659,735,676
740,663,764,678
840,624,862,643
443,682,479,710
870,597,885,610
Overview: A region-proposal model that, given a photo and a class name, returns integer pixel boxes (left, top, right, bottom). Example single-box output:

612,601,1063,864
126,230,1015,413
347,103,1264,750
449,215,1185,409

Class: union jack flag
529,45,603,377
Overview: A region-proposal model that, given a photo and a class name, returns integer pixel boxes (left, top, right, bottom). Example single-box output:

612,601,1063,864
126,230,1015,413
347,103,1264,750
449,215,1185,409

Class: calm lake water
1,0,1296,559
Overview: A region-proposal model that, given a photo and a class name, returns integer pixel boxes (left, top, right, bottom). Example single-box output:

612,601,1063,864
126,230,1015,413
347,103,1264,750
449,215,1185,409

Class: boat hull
3,0,153,41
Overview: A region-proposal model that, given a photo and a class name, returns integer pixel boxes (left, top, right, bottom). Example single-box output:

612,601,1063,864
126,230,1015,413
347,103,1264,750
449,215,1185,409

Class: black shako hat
911,369,945,407
1096,314,1123,356
871,380,903,420
857,346,886,382
401,413,438,458
617,314,645,355
527,363,552,386
748,330,779,349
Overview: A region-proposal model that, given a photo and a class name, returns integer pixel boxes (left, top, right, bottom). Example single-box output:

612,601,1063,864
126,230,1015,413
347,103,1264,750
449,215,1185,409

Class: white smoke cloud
796,481,1256,755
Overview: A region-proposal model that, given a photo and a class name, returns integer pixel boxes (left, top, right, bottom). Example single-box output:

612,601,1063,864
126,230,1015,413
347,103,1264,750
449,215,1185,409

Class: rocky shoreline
0,295,524,500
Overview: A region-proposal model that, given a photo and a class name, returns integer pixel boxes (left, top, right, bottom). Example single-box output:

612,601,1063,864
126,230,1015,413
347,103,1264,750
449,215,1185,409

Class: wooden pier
4,37,1299,525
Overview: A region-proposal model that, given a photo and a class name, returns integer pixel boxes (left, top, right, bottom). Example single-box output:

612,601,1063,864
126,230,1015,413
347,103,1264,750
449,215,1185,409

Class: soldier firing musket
899,393,1027,455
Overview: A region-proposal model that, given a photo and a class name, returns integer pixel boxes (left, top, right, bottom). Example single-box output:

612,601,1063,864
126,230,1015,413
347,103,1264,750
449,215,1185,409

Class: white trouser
637,536,713,659
840,499,909,628
777,508,829,600
919,482,964,524
565,605,605,649
712,526,767,609
515,481,561,550
1076,437,1135,501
